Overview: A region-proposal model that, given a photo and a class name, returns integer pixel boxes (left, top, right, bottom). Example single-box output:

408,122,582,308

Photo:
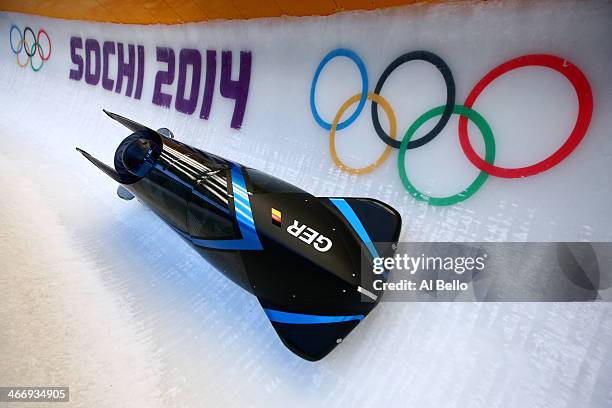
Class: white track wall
1,1,611,407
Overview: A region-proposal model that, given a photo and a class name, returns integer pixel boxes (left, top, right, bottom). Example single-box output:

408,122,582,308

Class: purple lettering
220,51,251,129
115,43,135,97
152,47,175,108
175,49,202,115
84,39,100,85
135,45,145,100
199,50,216,120
102,41,115,91
69,37,83,81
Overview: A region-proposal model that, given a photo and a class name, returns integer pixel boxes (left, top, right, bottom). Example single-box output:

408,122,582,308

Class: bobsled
77,111,401,361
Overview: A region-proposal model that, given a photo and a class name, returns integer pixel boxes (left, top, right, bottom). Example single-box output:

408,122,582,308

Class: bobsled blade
76,147,126,183
157,127,174,139
117,185,135,200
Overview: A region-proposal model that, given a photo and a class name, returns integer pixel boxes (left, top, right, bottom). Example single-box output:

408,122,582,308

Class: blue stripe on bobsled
264,309,364,324
329,198,379,259
188,165,262,250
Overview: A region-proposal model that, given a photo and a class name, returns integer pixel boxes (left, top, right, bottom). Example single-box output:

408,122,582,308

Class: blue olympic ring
9,25,22,54
310,48,368,131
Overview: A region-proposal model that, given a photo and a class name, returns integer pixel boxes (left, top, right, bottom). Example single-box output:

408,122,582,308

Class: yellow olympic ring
330,92,397,175
16,39,30,67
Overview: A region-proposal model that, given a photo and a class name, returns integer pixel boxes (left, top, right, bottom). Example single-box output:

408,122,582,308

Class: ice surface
1,1,611,406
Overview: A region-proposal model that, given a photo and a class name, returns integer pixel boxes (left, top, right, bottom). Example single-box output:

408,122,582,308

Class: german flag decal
271,208,282,227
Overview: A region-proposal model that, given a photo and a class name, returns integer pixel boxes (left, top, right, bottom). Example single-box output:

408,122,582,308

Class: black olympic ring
371,50,455,149
23,26,36,57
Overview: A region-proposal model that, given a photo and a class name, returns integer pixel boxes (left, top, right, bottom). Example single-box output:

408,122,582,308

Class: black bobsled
77,111,401,361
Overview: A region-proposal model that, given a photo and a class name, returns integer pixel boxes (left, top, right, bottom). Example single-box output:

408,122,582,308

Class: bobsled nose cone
120,137,160,177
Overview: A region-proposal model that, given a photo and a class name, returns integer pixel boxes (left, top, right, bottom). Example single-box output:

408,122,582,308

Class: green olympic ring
30,42,44,72
397,105,496,206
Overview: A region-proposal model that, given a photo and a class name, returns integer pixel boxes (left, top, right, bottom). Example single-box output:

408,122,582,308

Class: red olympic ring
37,29,52,61
459,54,593,178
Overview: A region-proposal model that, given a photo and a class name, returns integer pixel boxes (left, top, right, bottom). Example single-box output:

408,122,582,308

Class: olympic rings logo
310,49,593,206
9,25,52,72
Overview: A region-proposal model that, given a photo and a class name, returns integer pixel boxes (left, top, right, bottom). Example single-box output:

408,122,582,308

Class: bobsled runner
77,110,401,361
